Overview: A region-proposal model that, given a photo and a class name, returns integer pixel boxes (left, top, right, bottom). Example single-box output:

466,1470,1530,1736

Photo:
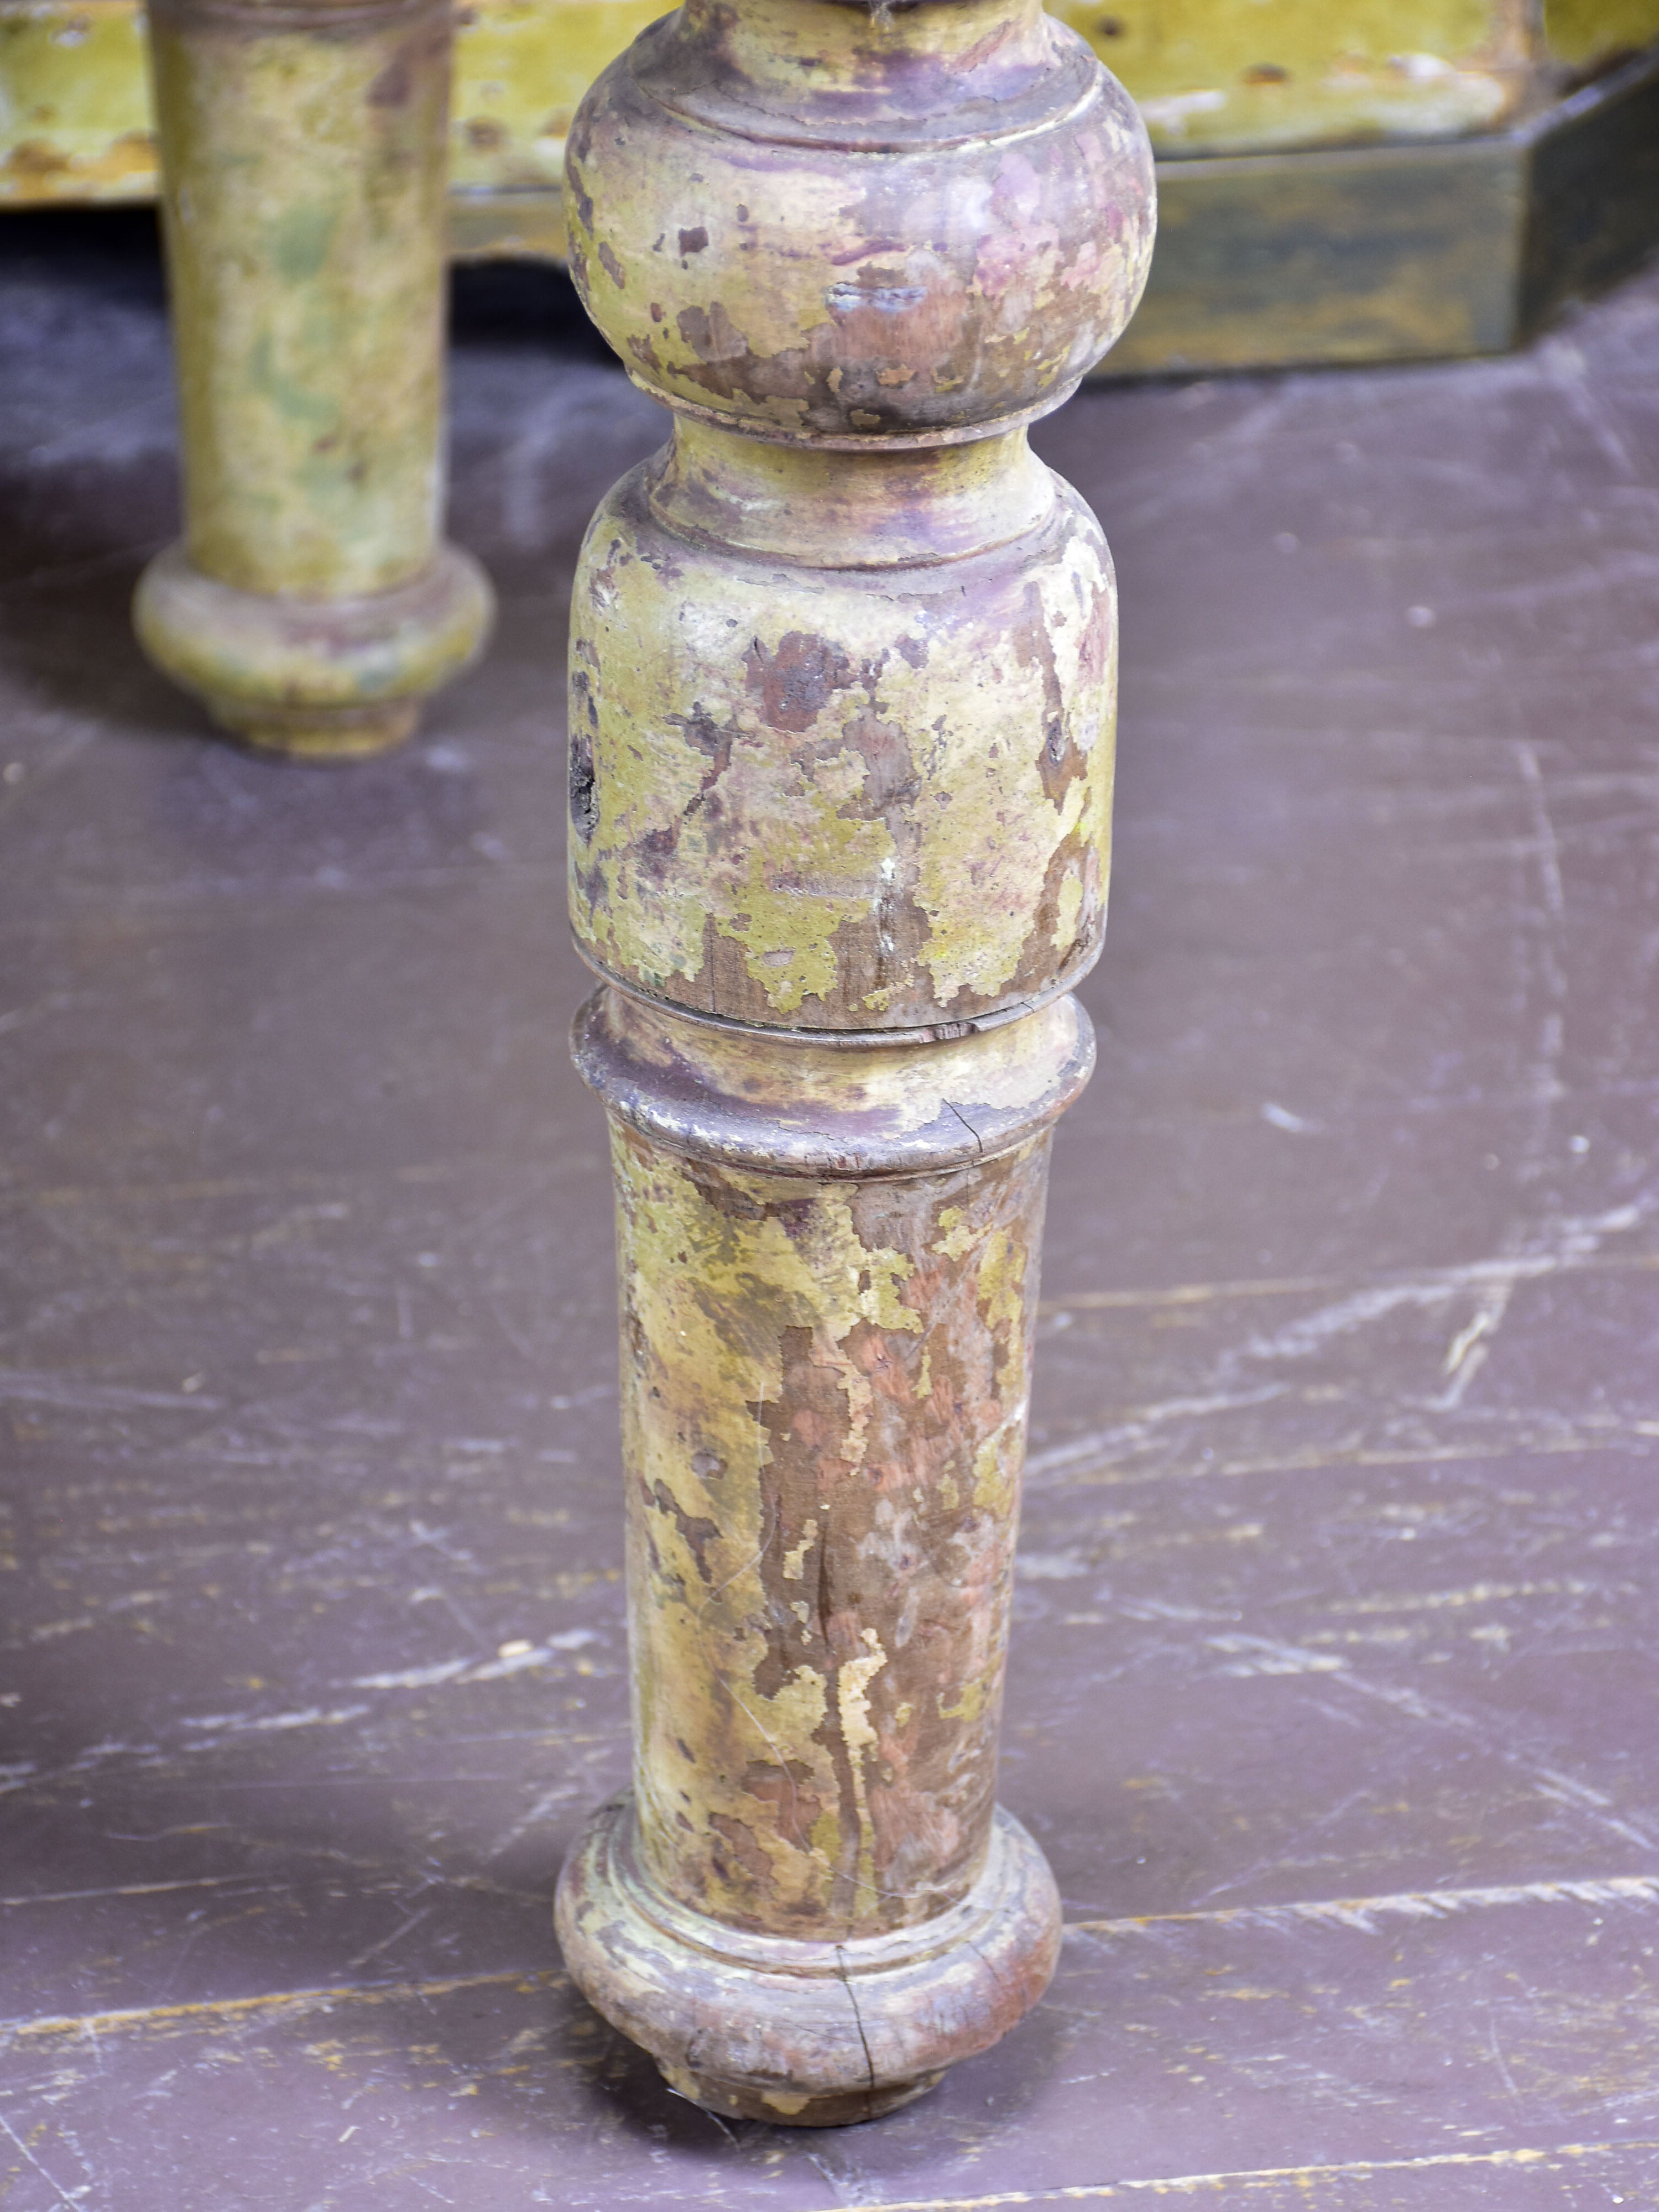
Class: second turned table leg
134,0,494,759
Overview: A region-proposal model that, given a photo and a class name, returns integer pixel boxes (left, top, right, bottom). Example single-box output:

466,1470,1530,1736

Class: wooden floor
3,215,1658,2210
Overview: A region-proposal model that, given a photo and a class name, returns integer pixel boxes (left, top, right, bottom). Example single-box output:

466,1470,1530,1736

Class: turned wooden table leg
555,0,1154,2125
133,0,493,760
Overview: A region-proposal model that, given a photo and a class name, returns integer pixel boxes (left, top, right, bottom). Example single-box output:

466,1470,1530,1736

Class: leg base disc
134,541,494,761
213,700,423,761
555,1795,1061,2128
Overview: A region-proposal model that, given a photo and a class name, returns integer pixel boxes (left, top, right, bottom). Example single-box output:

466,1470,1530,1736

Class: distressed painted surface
14,0,1659,213
569,439,1117,1030
610,1120,1047,1934
131,539,494,756
556,0,1147,2119
572,984,1095,1177
559,986,1083,2110
556,1797,1061,2121
149,0,449,598
1051,0,1539,152
0,0,663,205
134,0,493,753
448,0,665,192
0,0,153,201
565,0,1154,442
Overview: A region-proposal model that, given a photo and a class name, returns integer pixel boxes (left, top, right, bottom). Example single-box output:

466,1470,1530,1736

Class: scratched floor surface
2,212,1658,2210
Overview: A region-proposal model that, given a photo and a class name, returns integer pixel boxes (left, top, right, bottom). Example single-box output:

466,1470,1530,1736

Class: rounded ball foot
134,541,494,761
555,1796,1061,2128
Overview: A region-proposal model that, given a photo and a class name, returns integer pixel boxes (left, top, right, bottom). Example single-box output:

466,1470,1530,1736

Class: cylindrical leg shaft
135,0,493,758
561,993,1093,2121
555,0,1156,2125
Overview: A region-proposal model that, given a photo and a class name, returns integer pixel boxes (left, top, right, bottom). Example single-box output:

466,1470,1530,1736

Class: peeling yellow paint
555,0,1139,2120
130,0,493,753
568,441,1119,1030
611,1115,1046,1935
7,0,1651,216
1051,0,1540,154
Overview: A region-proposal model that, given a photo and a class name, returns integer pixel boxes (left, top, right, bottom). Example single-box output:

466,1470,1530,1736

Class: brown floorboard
2,215,1657,2207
